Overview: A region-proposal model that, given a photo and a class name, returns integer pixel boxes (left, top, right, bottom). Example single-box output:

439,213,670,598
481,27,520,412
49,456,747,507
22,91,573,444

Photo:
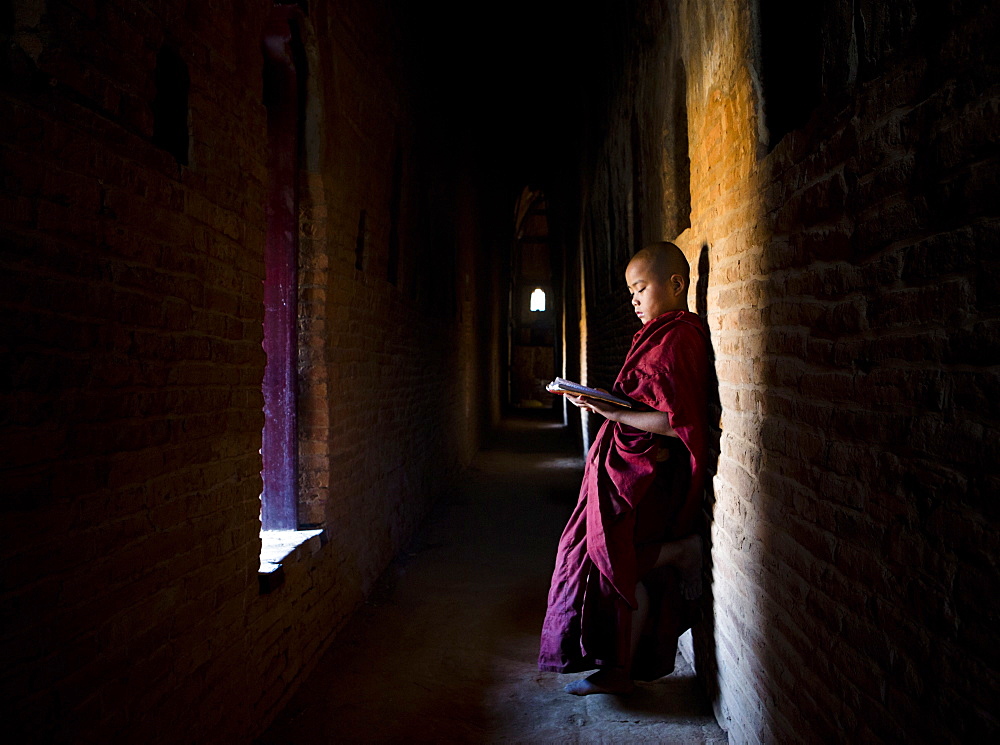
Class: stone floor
256,415,728,744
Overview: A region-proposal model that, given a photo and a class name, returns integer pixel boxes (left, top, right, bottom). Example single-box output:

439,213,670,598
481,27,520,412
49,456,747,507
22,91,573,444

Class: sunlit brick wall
679,1,997,740
567,0,999,742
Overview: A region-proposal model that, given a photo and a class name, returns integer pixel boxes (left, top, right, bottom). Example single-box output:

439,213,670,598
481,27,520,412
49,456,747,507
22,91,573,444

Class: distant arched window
530,288,546,312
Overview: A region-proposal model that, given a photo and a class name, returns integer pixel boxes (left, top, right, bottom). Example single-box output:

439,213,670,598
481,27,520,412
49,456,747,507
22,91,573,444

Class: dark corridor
2,1,997,743
256,416,725,744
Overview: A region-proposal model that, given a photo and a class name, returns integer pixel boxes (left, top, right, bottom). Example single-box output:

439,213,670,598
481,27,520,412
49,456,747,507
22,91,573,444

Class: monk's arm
568,395,678,438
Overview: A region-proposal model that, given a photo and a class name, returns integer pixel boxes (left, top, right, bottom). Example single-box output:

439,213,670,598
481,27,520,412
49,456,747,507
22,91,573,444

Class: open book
546,378,633,408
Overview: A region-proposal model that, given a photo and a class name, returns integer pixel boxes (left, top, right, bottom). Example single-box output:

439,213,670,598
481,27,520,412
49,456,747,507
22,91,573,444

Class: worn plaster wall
0,1,491,742
566,0,998,741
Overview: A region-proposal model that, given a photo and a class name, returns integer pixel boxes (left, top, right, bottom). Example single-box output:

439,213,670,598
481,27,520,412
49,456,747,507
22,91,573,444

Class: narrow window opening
152,46,190,165
630,113,644,253
387,141,403,285
355,209,367,271
758,0,822,150
605,166,617,296
261,13,302,532
530,288,546,312
1,4,14,34
672,62,691,233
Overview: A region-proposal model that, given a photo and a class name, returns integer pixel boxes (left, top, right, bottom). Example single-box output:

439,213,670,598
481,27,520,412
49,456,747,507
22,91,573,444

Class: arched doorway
508,186,558,409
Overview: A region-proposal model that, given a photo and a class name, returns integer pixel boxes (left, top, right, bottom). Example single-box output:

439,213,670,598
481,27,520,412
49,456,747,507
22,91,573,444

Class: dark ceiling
396,1,632,191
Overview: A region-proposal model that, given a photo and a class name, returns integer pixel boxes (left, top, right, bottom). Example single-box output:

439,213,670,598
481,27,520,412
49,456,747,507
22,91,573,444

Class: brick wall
562,0,998,741
1,1,493,742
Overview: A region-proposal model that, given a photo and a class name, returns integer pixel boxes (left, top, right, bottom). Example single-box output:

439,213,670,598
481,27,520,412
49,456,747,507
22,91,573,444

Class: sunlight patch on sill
258,528,325,593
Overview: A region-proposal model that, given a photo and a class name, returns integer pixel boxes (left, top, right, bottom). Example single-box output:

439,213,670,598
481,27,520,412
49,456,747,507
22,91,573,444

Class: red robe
538,310,709,679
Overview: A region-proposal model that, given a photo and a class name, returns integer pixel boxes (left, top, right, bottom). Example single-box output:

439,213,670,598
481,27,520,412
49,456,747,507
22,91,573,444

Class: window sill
258,528,326,594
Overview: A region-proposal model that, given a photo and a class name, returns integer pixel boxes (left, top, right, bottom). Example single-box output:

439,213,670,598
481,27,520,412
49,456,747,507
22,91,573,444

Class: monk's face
625,257,685,324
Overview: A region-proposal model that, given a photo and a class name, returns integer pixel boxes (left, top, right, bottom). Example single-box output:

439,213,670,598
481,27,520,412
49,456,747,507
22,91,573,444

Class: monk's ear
670,273,687,296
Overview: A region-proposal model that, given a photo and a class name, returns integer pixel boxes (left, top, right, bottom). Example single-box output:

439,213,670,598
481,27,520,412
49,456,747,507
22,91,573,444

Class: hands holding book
570,393,625,420
546,378,679,438
545,378,632,408
546,377,633,423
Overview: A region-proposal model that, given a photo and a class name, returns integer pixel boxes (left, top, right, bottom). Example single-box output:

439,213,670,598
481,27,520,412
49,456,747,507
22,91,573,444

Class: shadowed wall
2,1,997,743
0,1,501,741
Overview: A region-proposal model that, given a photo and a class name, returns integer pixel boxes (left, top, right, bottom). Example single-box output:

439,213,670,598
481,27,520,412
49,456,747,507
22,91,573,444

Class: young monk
538,241,709,696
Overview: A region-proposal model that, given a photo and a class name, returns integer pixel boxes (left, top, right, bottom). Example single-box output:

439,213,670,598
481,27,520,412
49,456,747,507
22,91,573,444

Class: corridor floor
257,415,727,744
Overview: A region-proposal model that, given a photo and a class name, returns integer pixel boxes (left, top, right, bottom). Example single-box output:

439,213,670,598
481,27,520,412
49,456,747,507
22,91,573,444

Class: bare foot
564,669,634,696
676,534,703,600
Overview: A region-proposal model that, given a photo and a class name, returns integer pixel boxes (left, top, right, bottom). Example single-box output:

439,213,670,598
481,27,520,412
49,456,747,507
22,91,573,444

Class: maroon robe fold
538,310,709,680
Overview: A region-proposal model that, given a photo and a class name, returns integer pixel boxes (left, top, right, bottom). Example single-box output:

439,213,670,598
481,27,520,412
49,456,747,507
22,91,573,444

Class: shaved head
625,241,690,319
629,241,690,284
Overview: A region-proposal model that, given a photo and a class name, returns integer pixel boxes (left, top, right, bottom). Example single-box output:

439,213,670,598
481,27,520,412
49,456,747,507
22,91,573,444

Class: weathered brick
567,1,999,742
2,0,495,742
4,0,998,743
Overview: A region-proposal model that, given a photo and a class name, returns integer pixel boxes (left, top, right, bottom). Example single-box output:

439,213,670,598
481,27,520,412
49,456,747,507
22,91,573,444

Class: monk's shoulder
637,317,706,372
668,314,708,350
653,314,706,350
628,339,674,378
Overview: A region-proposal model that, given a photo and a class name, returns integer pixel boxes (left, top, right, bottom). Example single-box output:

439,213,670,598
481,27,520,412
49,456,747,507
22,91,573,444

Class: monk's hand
586,397,623,421
569,393,622,422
